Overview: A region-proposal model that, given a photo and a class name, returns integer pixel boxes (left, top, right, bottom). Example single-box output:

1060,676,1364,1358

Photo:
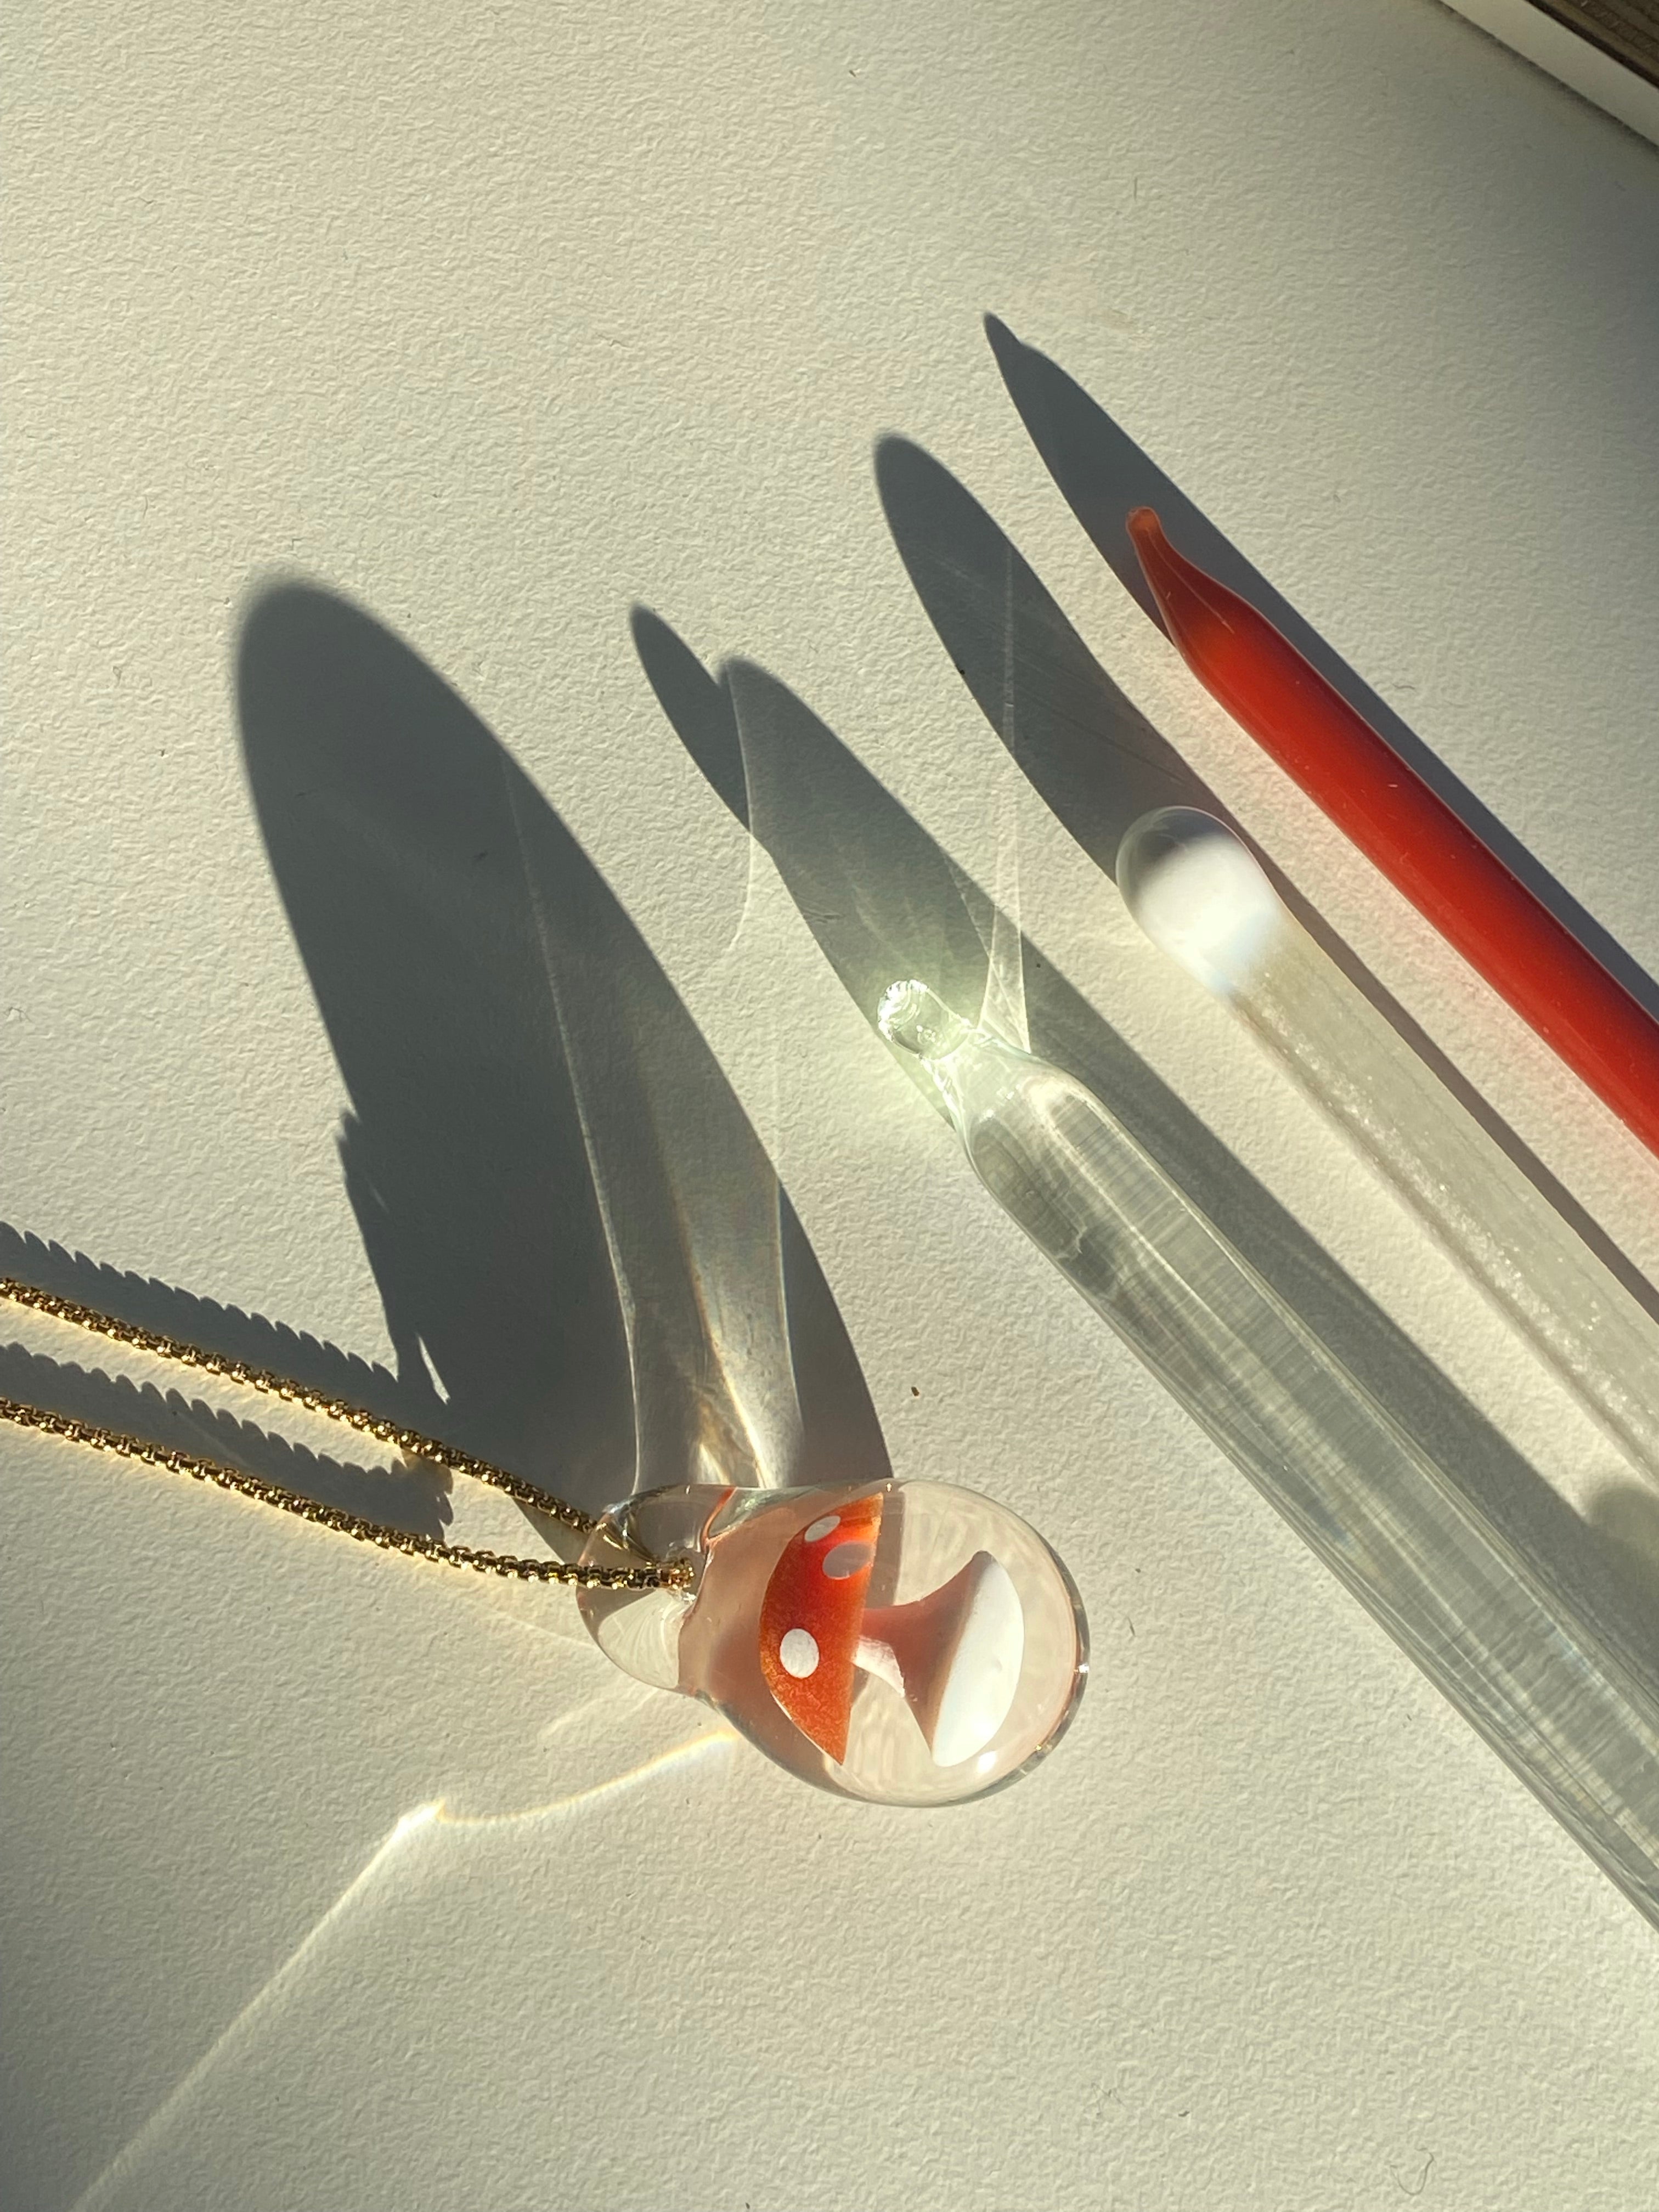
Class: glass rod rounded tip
878,979,972,1061
1117,806,1285,998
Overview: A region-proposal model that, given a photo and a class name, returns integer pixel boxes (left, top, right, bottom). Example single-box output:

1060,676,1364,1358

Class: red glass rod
1126,506,1659,1161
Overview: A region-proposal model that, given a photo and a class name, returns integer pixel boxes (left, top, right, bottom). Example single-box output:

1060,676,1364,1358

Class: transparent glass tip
878,979,973,1062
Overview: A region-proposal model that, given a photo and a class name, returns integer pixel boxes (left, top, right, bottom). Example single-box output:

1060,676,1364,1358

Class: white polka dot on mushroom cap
803,1515,839,1544
822,1541,872,1580
779,1628,820,1678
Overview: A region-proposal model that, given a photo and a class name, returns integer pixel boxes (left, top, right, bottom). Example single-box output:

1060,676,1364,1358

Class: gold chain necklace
1,1267,1087,1804
0,1275,684,1592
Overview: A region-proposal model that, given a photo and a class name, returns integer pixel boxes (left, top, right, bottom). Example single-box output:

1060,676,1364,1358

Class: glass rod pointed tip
877,979,972,1062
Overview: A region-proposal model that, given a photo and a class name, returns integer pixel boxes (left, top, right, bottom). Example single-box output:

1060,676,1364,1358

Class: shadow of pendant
236,584,888,1522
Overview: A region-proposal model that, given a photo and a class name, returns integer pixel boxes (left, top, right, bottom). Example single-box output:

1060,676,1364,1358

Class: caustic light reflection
69,1734,733,2212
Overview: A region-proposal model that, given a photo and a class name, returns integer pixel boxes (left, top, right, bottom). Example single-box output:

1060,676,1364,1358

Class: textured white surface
5,1,1659,2207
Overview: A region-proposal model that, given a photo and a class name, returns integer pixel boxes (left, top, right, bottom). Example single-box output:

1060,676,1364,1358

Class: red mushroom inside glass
758,1496,1025,1768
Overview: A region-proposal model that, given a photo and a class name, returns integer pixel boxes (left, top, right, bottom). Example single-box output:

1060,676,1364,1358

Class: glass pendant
578,1480,1088,1804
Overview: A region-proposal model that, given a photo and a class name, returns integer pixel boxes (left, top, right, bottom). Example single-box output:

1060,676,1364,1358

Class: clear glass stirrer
1116,805,1659,1486
877,976,1659,1926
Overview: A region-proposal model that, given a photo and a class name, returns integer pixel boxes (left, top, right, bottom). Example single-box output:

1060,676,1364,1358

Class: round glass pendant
577,1481,1087,1804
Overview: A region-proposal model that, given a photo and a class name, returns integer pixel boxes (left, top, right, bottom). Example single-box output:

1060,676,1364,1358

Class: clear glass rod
878,977,1659,1928
1116,805,1659,1487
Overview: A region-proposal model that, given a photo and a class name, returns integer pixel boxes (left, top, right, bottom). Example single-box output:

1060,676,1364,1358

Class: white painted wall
4,1,1658,2204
